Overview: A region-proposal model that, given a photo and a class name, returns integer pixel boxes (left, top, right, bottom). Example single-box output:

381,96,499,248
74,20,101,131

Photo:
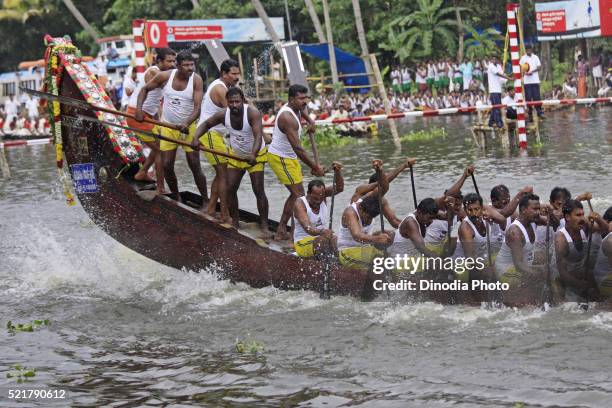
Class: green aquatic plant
234,339,265,354
400,127,446,142
302,127,356,148
6,364,36,383
7,319,49,333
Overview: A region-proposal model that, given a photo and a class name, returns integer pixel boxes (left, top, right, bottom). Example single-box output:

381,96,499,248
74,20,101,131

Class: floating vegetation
400,127,446,142
235,339,265,354
7,319,50,333
302,127,356,148
6,364,36,383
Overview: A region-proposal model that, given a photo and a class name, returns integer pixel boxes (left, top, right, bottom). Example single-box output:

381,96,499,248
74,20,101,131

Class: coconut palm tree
381,0,466,62
464,27,503,60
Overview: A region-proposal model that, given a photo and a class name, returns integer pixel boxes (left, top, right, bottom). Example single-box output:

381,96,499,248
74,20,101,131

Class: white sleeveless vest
160,69,195,125
388,212,423,258
495,220,536,277
337,202,373,250
129,66,163,116
269,104,302,159
293,196,329,243
557,227,588,276
224,105,264,157
198,78,227,134
454,217,489,259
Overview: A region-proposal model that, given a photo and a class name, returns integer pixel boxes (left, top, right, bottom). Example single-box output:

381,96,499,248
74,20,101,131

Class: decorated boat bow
42,35,144,204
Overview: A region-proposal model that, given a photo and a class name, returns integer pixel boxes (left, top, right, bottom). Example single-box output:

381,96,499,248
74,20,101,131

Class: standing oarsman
193,87,267,228
129,47,176,193
555,200,607,302
268,84,325,241
197,59,241,219
594,207,612,298
495,193,544,290
337,161,393,270
136,51,206,202
293,164,344,260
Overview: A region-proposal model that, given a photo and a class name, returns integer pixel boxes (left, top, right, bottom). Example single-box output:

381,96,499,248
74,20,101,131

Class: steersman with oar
267,84,325,241
126,47,177,194
135,51,206,203
192,86,268,228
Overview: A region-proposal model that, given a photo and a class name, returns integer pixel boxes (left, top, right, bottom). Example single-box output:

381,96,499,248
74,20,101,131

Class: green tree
381,0,464,62
0,0,52,22
464,27,503,60
103,0,195,35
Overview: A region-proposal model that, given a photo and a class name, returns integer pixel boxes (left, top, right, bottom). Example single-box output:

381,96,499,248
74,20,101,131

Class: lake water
1,106,611,407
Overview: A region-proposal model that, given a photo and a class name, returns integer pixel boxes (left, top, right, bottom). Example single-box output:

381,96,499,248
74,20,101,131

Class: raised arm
325,162,344,197
483,205,510,228
498,186,533,218
435,164,474,208
350,158,415,203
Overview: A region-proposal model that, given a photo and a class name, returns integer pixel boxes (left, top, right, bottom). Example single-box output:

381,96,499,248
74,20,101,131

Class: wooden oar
409,164,418,209
21,87,183,132
484,220,496,307
471,173,480,197
582,202,596,309
376,168,392,299
540,213,552,310
307,129,320,167
328,168,336,230
75,115,250,162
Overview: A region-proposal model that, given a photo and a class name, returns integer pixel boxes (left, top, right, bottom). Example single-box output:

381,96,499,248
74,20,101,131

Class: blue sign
71,163,98,193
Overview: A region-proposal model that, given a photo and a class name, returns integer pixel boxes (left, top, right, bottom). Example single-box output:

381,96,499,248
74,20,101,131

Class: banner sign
145,18,285,47
535,0,612,40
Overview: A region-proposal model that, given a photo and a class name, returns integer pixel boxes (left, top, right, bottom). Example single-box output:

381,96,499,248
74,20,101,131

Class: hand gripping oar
21,87,183,132
409,164,418,210
75,115,250,162
321,164,338,300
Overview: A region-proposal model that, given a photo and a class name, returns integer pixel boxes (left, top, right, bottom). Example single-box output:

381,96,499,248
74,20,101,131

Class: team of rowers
125,48,611,303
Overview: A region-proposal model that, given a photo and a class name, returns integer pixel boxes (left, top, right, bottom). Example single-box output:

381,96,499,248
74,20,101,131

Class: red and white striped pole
507,3,527,149
132,19,146,82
